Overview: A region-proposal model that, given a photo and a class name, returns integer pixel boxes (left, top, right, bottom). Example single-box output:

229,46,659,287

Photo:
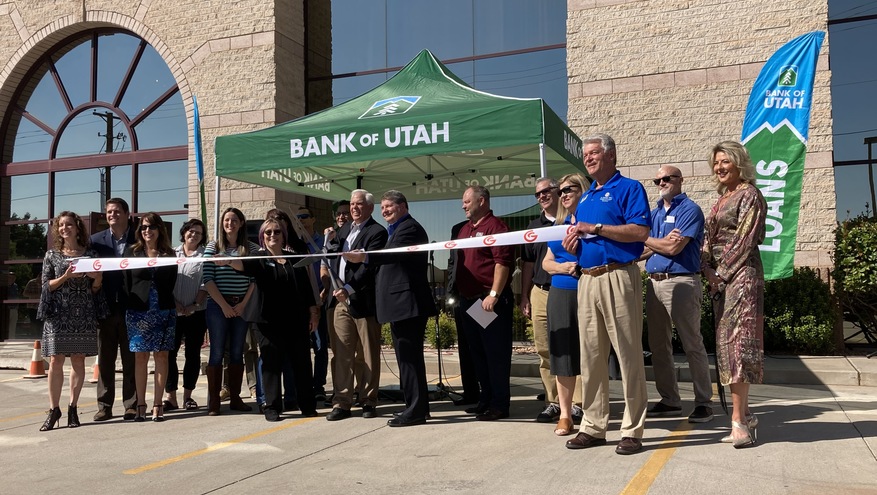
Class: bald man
641,166,713,424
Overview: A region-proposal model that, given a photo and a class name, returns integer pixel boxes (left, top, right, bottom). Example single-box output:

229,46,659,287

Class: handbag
242,284,264,323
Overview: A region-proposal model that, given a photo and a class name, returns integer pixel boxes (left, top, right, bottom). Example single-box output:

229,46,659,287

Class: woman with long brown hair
124,212,177,422
37,211,104,430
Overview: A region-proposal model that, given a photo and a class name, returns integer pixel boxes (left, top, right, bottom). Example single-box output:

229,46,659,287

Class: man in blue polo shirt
562,133,650,455
641,166,714,423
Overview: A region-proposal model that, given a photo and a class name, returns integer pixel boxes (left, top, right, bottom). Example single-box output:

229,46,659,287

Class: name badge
665,216,676,224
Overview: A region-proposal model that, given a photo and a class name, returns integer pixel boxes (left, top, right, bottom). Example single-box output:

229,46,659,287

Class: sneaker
687,405,714,423
646,402,682,417
571,405,584,425
536,403,561,423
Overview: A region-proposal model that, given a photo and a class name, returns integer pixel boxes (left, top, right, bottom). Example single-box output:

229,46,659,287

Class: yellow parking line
123,416,320,475
619,420,694,495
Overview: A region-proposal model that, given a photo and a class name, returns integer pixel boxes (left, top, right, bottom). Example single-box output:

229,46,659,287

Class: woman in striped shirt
202,207,260,415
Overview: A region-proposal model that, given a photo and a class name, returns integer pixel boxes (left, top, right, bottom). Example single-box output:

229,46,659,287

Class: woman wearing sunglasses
230,218,320,421
541,174,590,436
124,213,177,422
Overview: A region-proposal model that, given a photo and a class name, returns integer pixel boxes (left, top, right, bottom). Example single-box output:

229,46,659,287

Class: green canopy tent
214,49,585,207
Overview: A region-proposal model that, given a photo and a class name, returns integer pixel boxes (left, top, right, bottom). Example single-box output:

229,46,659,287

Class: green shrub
513,304,533,342
833,213,877,347
763,267,836,354
380,311,458,349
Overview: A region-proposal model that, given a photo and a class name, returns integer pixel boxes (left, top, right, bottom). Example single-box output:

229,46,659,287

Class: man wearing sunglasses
641,166,713,424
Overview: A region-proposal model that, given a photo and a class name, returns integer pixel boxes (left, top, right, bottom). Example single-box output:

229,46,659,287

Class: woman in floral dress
124,213,177,422
37,211,104,430
701,141,767,448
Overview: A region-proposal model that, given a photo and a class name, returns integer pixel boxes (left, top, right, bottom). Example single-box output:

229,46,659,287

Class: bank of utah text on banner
741,31,825,280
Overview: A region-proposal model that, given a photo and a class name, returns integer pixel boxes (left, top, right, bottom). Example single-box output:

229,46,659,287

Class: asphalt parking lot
1,363,876,495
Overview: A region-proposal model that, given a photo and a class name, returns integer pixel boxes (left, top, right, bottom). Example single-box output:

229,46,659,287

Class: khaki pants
328,303,381,409
530,286,559,403
578,265,647,439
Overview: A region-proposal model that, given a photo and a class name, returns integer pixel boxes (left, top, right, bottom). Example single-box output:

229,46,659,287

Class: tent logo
359,96,421,119
778,65,798,87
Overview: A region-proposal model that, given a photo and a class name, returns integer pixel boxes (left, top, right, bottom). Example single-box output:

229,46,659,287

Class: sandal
162,399,179,412
554,417,574,436
184,398,199,411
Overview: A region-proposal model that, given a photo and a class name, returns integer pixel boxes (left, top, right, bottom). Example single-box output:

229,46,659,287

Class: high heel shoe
134,404,147,423
152,404,165,422
730,421,756,448
40,407,62,431
67,404,80,428
721,413,757,443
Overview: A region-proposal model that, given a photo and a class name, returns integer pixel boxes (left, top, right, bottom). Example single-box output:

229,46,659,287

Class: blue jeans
206,299,249,366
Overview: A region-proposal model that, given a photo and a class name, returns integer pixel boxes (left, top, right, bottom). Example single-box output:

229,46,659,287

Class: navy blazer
328,217,388,319
369,215,437,324
90,227,136,312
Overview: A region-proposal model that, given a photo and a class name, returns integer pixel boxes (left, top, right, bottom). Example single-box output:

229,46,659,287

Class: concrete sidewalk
2,340,876,387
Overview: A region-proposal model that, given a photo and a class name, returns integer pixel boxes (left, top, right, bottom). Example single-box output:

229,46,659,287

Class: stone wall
567,0,834,269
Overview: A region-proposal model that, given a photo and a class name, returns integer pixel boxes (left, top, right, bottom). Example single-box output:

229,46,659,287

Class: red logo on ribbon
176,258,186,265
523,230,537,242
93,260,102,271
407,246,419,251
147,258,158,267
566,225,576,235
483,236,496,246
120,259,129,269
70,263,77,273
444,241,457,249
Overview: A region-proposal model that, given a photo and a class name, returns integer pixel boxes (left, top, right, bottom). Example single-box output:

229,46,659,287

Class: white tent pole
539,142,547,178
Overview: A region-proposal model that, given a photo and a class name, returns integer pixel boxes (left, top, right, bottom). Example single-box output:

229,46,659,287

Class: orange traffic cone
22,340,48,379
88,355,100,383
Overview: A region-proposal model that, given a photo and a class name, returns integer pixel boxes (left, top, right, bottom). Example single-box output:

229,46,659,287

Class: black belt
222,295,244,305
534,283,551,291
649,272,696,281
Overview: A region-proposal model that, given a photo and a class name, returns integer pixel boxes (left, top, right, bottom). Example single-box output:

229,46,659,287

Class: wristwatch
593,223,603,235
488,290,498,298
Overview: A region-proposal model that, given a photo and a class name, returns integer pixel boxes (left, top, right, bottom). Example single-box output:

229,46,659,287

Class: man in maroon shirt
454,186,515,421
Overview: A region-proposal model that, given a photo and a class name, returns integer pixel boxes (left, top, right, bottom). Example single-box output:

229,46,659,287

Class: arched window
1,29,189,340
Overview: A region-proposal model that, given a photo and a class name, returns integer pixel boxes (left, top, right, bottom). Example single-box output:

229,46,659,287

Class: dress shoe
326,407,351,421
123,408,138,421
387,416,427,427
476,408,508,421
465,404,489,415
565,432,607,450
361,405,377,418
301,410,318,418
264,408,280,422
646,402,682,417
93,409,113,422
615,437,643,455
393,411,431,419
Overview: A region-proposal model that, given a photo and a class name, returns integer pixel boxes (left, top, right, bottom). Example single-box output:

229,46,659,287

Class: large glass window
1,30,188,340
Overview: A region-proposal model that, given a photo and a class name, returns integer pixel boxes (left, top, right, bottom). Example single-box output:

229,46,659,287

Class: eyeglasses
533,187,558,198
559,185,580,195
336,210,350,217
652,175,680,186
296,214,312,219
139,224,159,232
264,229,284,237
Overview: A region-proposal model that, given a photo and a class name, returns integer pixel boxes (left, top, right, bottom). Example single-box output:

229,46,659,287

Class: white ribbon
70,224,576,273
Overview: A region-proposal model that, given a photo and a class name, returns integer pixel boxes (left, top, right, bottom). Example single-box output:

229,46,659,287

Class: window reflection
56,109,131,158
96,33,141,104
331,0,388,74
119,44,178,120
11,118,51,162
332,73,388,106
386,0,474,67
52,36,91,108
4,261,46,340
19,63,66,130
133,92,187,149
474,49,568,120
474,0,566,53
54,169,104,215
107,164,133,207
9,174,49,220
137,161,188,213
834,164,875,220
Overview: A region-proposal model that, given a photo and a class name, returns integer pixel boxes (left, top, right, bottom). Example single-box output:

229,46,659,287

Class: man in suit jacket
89,198,138,421
324,189,388,421
344,190,436,427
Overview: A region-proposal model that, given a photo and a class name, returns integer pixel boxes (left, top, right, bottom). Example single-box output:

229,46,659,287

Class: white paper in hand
466,298,497,329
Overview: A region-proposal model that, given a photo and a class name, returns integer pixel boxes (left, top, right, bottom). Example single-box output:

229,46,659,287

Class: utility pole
93,110,115,153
